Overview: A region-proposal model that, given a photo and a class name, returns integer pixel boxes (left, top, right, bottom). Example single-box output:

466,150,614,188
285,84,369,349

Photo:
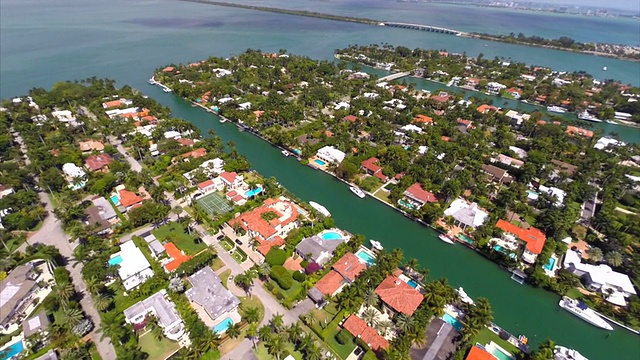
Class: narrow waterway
147,85,637,360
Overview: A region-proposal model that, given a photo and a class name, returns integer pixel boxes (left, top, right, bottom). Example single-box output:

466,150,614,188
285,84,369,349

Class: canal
147,85,638,360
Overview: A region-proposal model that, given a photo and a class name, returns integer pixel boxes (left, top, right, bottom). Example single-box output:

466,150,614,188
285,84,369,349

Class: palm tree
172,205,184,221
605,251,623,267
304,343,323,360
246,323,259,349
54,282,75,303
587,247,604,262
259,325,273,342
226,323,241,339
93,294,112,312
363,288,379,309
271,313,284,331
266,334,286,360
532,339,556,360
376,319,394,335
405,258,419,271
242,306,261,324
286,322,303,343
299,333,315,353
85,276,101,295
395,314,415,334
235,274,253,297
362,307,378,328
408,326,427,348
60,307,84,327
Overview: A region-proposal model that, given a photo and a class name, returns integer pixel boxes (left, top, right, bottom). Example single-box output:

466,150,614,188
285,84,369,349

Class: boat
438,234,455,245
559,297,613,330
162,88,172,93
603,66,607,71
309,201,331,217
577,110,602,123
547,106,567,114
456,287,475,305
554,345,589,360
147,78,156,85
349,186,365,198
606,120,617,124
219,118,227,124
281,150,290,157
370,240,384,251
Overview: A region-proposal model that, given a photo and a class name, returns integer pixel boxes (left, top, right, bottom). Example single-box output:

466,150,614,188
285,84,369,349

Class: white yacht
281,150,290,157
438,234,455,245
370,240,384,251
547,106,567,114
554,345,589,360
309,201,331,217
577,110,602,123
456,287,475,305
219,118,227,124
559,297,613,330
349,186,365,198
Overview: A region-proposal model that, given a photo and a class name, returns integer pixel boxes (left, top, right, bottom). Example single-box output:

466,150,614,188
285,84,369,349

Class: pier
382,22,465,36
377,71,411,83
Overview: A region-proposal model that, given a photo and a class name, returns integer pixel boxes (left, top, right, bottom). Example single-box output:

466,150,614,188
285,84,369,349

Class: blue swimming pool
293,149,302,155
407,280,419,288
494,245,517,260
108,254,123,266
1,340,24,360
457,234,474,245
442,313,464,331
322,231,342,240
245,187,262,198
110,195,121,206
355,249,376,266
314,159,326,166
543,257,556,271
212,317,233,334
397,199,416,210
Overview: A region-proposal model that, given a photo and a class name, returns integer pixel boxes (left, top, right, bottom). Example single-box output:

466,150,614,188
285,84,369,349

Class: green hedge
336,329,353,345
270,265,293,290
176,251,215,275
265,248,288,266
292,271,306,282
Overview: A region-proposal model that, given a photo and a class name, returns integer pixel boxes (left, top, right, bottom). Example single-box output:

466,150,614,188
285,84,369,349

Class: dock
377,71,411,83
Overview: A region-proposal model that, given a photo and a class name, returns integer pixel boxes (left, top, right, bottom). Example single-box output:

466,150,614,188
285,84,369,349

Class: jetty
377,71,411,83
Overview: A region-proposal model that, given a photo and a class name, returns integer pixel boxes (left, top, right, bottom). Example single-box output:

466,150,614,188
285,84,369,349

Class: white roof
594,137,625,150
164,130,181,139
238,102,251,110
334,101,350,110
401,124,422,133
444,198,488,228
564,250,636,295
539,185,565,206
316,146,346,164
118,241,152,290
62,163,86,178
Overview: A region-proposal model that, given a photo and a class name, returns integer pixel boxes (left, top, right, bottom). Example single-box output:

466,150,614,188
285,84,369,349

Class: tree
265,248,288,266
531,339,556,360
60,307,84,327
271,313,284,331
169,277,185,293
172,205,184,221
395,314,415,334
242,306,261,324
246,323,259,349
226,323,241,339
54,281,75,303
93,294,112,312
605,251,623,267
266,334,286,360
363,288,379,308
286,322,303,343
587,247,603,262
235,273,253,296
362,307,378,328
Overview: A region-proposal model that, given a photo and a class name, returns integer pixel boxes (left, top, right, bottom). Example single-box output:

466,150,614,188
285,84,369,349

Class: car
235,239,243,246
216,234,225,241
124,151,129,156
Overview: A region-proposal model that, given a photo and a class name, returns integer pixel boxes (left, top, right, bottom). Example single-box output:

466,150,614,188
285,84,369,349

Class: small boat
370,240,384,251
603,66,607,71
162,88,172,93
547,106,567,114
309,201,331,217
219,118,227,124
456,287,475,305
554,345,589,360
578,110,602,123
281,150,290,157
559,296,613,330
148,78,156,85
606,120,616,124
438,234,455,245
349,186,365,198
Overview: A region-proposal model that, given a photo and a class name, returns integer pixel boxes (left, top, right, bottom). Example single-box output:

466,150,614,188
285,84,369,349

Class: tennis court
196,192,233,215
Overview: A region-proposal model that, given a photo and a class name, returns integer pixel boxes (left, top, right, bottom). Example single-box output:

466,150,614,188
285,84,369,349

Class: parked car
235,239,243,246
216,234,225,241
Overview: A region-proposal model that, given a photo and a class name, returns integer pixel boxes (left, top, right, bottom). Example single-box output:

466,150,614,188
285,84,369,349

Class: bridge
377,72,411,83
382,22,465,36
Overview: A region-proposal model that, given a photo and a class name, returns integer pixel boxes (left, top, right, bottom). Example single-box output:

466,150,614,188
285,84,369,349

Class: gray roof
147,239,166,258
34,350,58,360
295,235,346,264
307,287,325,303
23,311,50,337
123,289,181,328
91,196,117,220
186,267,240,321
0,264,37,326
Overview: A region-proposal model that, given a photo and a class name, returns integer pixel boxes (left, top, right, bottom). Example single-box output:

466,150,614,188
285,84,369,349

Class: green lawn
474,328,521,356
232,247,248,263
268,276,302,303
254,343,303,360
220,238,235,251
152,222,207,255
323,325,356,360
219,269,232,289
240,296,266,324
374,190,391,203
211,256,226,271
138,332,181,359
565,287,585,300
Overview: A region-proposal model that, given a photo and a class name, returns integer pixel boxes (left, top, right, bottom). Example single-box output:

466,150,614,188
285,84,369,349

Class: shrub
300,260,309,268
292,271,306,282
336,329,353,345
362,350,377,360
265,248,288,266
270,265,293,290
176,251,215,275
305,262,321,274
355,337,370,351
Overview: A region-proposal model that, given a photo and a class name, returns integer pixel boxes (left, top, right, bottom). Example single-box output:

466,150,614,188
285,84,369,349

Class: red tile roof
496,219,547,255
413,114,433,124
565,126,594,138
102,100,123,109
343,115,358,122
219,171,238,184
256,235,285,256
466,346,497,360
85,154,113,172
431,93,450,103
197,180,214,190
441,136,451,142
177,138,194,147
342,315,389,351
119,189,144,208
332,252,366,281
162,66,175,72
178,147,207,160
163,242,192,272
315,270,345,295
375,275,423,315
404,183,438,204
361,157,382,174
477,104,499,114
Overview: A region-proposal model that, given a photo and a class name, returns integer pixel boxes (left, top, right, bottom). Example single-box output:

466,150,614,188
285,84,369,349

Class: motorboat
309,201,331,217
148,78,156,85
456,287,475,305
349,186,365,198
559,297,613,330
162,87,172,93
370,240,384,251
554,345,589,360
602,66,607,71
438,234,455,245
281,150,290,157
547,106,567,114
577,110,602,123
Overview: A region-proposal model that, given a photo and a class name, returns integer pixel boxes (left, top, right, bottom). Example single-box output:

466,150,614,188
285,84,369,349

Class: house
23,311,51,338
504,110,530,125
594,137,625,150
143,234,166,259
507,87,523,99
400,124,422,133
314,252,367,296
200,158,225,175
177,138,195,147
565,126,594,138
465,345,497,360
186,267,241,327
477,104,499,114
295,231,349,266
197,179,216,194
375,273,423,316
550,159,578,178
360,157,388,182
431,92,450,103
486,82,507,94
316,146,346,164
34,350,58,360
509,146,528,159
413,114,434,125
563,250,637,306
123,290,185,340
402,183,438,208
51,110,76,123
229,197,301,255
443,198,489,230
343,115,359,122
0,263,39,331
342,315,389,351
102,98,132,109
78,140,105,152
538,185,566,207
173,148,207,162
112,240,154,291
62,163,86,179
219,171,244,190
163,243,192,273
0,184,15,199
481,164,513,184
495,154,524,168
84,196,118,233
118,187,145,211
85,154,113,172
496,220,547,264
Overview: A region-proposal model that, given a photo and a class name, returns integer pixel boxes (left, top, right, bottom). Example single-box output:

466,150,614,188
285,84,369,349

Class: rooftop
343,315,389,351
496,220,546,255
315,270,345,296
186,267,240,321
332,252,367,281
123,289,182,330
375,274,423,316
85,153,113,172
404,182,438,204
23,311,50,337
0,263,37,326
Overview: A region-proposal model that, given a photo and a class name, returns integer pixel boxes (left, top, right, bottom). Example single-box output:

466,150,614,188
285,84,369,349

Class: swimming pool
457,234,474,245
108,254,123,266
397,199,416,210
543,257,556,271
441,313,463,331
355,249,376,266
314,159,326,166
1,340,24,360
407,279,419,288
212,317,233,334
526,190,539,200
494,245,517,260
293,149,302,155
245,187,262,198
110,194,121,206
322,231,342,240
486,342,515,360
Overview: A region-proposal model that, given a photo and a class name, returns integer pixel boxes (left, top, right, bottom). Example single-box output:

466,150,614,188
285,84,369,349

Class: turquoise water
489,344,514,360
110,195,120,206
293,149,302,155
314,159,326,166
108,254,123,266
407,279,419,288
212,317,233,334
457,234,475,245
397,199,416,210
1,340,24,360
321,231,343,240
543,257,556,271
355,249,376,266
526,190,539,199
442,313,464,332
245,187,262,197
494,245,517,259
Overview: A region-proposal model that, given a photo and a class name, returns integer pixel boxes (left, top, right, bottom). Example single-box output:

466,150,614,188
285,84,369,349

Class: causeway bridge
382,22,465,36
377,72,411,83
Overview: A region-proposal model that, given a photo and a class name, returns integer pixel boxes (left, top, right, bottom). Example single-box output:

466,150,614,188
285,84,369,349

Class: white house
594,137,625,151
218,171,245,190
111,241,154,291
62,163,86,179
200,158,225,175
443,198,489,230
400,124,423,134
316,146,346,164
538,185,566,207
334,101,351,110
164,130,181,139
123,290,185,341
237,102,252,110
51,110,76,123
486,82,507,94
